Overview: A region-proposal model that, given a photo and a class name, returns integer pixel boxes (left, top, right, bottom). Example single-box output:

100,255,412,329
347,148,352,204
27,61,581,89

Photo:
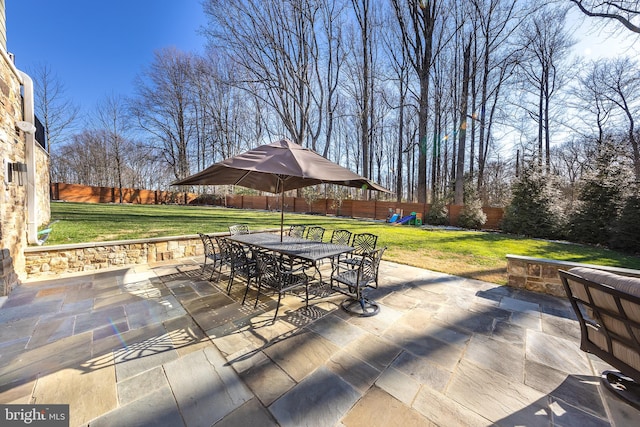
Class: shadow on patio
0,258,638,426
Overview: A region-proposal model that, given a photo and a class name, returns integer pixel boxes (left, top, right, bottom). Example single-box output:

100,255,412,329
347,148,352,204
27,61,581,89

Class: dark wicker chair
248,249,309,322
331,247,386,317
559,267,640,409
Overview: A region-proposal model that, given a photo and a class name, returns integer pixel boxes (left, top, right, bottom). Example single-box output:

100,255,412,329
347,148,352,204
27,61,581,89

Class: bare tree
52,130,110,186
390,0,442,204
470,0,527,192
517,5,575,173
573,60,615,144
569,0,640,33
93,94,131,202
319,0,347,158
579,57,640,179
351,0,374,181
455,36,472,205
130,47,195,180
381,8,411,202
29,63,79,153
203,0,323,149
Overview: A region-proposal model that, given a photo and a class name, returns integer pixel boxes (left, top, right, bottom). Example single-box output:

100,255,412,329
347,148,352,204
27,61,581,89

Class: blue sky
5,1,638,123
6,0,207,117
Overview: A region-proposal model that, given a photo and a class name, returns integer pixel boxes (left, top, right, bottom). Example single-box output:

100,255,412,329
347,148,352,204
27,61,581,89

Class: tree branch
570,0,640,33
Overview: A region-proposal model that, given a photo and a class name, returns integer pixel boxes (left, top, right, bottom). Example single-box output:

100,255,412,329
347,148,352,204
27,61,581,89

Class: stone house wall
0,49,26,295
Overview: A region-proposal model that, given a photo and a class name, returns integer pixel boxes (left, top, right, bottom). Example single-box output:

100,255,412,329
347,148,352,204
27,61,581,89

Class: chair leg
209,261,217,281
304,283,309,308
227,269,235,293
217,262,225,282
273,293,283,322
254,283,262,309
242,279,252,305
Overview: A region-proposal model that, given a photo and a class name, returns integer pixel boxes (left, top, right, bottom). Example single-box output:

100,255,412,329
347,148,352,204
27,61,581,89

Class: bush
191,193,220,205
458,182,487,229
425,196,449,225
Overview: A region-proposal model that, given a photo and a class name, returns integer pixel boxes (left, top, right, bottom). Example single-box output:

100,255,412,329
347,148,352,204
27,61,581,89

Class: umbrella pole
280,185,285,242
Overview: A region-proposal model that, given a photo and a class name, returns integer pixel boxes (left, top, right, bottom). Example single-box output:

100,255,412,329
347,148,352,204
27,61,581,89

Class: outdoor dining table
225,232,354,286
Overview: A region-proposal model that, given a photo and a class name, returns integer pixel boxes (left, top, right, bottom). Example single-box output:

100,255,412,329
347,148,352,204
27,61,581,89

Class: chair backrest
228,241,252,272
288,225,306,238
229,224,250,235
198,233,215,257
213,236,231,262
305,226,325,242
357,247,386,286
330,229,352,246
252,250,281,288
559,268,640,383
351,233,378,255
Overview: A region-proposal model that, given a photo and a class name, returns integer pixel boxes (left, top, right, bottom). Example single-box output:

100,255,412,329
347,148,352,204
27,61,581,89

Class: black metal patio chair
248,249,309,323
339,232,378,269
212,235,233,282
331,247,386,317
330,229,352,246
198,233,221,280
288,224,306,238
229,224,250,235
226,241,258,295
305,226,325,242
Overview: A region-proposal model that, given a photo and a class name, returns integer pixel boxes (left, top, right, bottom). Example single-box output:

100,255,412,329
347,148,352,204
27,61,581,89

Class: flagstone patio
1,257,639,426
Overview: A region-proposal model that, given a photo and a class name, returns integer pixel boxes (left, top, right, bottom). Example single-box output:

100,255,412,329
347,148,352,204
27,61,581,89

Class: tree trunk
455,38,472,205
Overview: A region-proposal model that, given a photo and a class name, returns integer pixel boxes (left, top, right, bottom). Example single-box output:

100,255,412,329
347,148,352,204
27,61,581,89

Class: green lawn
45,202,640,284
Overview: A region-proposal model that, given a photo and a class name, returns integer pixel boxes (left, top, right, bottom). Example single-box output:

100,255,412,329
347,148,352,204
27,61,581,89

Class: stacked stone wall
0,50,27,294
506,254,640,297
24,235,207,278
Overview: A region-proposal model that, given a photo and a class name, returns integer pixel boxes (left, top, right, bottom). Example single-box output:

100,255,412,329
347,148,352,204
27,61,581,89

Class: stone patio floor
1,257,639,426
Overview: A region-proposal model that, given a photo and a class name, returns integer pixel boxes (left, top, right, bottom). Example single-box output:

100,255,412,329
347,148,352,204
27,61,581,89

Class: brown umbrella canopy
172,139,390,239
172,139,389,193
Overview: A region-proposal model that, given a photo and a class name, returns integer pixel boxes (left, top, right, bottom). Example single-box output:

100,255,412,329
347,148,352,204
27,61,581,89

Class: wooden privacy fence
51,182,199,205
51,182,504,229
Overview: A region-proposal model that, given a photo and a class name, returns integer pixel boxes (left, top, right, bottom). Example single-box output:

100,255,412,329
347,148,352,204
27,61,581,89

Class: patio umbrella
172,139,390,239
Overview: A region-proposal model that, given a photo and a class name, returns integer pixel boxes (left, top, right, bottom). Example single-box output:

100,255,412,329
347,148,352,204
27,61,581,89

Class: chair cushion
569,267,640,298
568,267,640,324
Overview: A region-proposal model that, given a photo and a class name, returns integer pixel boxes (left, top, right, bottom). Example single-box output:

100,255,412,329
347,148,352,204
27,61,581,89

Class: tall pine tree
502,163,563,239
568,141,628,245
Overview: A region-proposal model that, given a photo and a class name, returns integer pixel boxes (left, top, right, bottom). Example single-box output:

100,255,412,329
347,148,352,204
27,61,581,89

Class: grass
45,201,640,285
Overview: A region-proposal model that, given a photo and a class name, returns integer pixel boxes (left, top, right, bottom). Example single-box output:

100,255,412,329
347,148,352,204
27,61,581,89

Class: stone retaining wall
23,229,280,279
23,235,209,278
507,254,640,297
